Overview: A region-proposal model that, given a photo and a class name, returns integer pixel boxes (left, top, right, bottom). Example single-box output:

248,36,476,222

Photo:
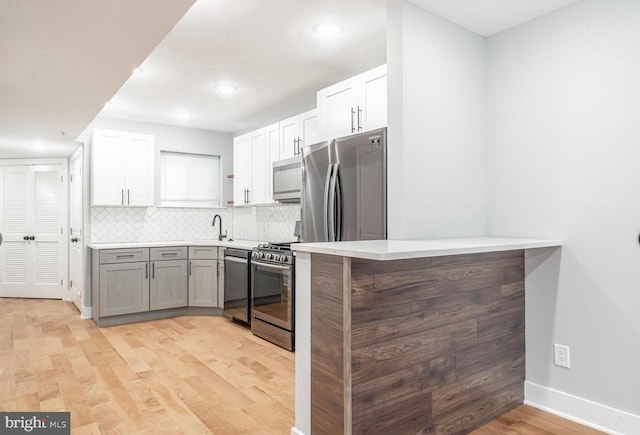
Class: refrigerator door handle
328,163,339,242
323,164,334,242
334,164,343,241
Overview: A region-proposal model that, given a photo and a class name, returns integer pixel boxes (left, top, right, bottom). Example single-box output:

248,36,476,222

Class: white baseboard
525,381,640,435
291,427,305,435
80,306,92,319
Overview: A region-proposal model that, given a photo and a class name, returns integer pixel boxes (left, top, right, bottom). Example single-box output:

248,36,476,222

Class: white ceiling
0,0,194,158
96,0,388,135
408,0,583,36
0,0,584,158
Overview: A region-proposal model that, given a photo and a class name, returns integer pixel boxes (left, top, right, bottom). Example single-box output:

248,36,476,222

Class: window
160,151,221,207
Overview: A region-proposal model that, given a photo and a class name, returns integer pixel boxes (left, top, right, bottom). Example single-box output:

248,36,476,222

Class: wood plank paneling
310,253,346,435
347,250,526,434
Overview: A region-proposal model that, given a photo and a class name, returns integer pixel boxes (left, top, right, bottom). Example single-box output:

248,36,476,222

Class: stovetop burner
256,242,296,252
253,242,296,264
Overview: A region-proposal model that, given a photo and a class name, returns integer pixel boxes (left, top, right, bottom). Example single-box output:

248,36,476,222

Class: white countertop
292,237,562,261
88,239,262,250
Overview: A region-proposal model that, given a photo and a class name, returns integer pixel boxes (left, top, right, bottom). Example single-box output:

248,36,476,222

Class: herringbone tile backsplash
90,205,300,243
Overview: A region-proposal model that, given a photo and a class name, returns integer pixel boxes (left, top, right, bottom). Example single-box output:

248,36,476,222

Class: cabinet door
265,123,280,203
150,260,188,310
125,133,155,206
91,129,126,206
358,64,387,132
234,134,252,205
99,262,150,316
299,109,319,148
317,77,358,141
249,128,267,205
188,259,218,307
279,115,299,159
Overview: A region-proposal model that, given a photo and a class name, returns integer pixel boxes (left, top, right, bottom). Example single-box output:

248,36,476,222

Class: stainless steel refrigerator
301,127,387,243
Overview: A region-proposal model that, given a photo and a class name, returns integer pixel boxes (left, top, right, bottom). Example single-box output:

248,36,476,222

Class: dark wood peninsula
292,238,562,435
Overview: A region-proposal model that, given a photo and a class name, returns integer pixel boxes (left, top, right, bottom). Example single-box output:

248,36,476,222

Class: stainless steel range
250,242,295,351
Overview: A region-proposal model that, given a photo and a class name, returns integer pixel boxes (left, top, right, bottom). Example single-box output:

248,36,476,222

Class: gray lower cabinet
187,246,221,307
149,247,188,310
92,245,221,326
150,259,188,310
99,261,150,316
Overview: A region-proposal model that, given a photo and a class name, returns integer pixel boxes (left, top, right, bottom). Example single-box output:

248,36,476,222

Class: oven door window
251,262,293,330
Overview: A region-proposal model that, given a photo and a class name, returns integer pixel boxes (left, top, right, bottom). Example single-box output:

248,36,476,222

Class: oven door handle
251,260,292,271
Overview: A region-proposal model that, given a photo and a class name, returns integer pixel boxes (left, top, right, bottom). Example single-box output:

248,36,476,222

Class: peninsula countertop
291,237,562,261
88,239,262,250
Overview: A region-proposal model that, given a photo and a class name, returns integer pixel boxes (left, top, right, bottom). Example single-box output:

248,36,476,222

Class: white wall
487,0,640,417
387,1,487,240
90,117,234,204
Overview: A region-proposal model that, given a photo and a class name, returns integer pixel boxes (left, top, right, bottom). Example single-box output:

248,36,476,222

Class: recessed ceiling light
104,101,113,107
215,84,237,95
174,111,191,120
132,67,143,75
313,23,343,36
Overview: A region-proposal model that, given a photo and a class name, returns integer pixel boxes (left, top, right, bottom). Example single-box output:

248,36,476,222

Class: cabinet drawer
188,246,218,260
100,248,149,264
150,246,187,261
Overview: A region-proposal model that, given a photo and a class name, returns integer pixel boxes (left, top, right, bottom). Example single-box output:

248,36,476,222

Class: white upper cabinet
234,110,316,206
234,127,269,206
279,109,318,159
233,132,252,205
265,123,280,204
91,129,155,206
249,129,268,205
317,64,387,140
299,109,319,148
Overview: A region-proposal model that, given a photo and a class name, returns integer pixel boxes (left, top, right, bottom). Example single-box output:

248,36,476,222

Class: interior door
0,162,68,298
69,148,83,310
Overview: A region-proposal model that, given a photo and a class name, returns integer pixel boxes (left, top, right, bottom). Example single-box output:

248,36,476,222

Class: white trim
80,306,92,319
290,428,305,435
525,381,640,435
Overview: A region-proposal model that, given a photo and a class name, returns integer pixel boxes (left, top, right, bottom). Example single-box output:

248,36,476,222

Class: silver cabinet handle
152,262,155,279
161,252,178,256
351,107,356,133
116,254,135,258
189,260,192,276
127,189,130,205
145,263,148,279
121,189,124,205
357,106,363,131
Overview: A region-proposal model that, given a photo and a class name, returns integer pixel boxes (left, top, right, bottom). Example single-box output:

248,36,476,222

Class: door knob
23,235,29,241
28,236,35,241
71,237,79,243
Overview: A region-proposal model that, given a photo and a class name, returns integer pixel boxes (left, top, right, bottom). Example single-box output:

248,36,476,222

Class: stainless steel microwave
273,156,301,203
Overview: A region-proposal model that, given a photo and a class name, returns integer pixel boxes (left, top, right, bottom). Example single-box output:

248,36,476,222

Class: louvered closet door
0,164,66,298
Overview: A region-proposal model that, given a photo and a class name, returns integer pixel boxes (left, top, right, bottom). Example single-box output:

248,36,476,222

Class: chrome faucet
212,214,227,241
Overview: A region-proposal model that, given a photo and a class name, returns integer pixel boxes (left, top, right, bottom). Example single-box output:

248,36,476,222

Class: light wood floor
0,299,604,434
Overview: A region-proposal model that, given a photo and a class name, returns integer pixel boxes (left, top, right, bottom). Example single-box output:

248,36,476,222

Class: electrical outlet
554,344,570,368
